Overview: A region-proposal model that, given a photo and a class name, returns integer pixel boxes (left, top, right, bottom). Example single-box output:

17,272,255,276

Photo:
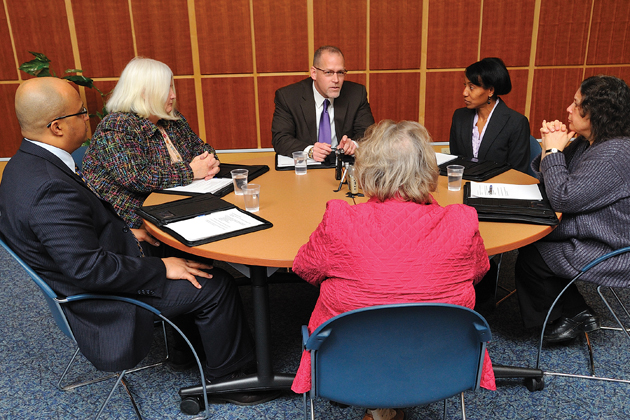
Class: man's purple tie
318,99,331,145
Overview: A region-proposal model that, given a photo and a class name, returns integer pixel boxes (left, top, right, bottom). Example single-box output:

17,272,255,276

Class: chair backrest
0,237,76,342
305,303,491,408
71,145,88,171
527,136,540,178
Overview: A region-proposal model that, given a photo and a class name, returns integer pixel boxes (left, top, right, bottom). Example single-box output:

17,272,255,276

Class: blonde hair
354,120,438,203
106,57,179,121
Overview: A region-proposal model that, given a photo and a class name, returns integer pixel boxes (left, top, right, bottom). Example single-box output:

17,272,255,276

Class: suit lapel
333,88,348,140
462,110,476,157
478,100,509,158
300,79,317,142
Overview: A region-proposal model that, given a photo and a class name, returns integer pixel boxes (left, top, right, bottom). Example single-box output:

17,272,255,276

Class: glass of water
447,165,465,191
292,151,307,175
243,184,260,212
230,169,248,195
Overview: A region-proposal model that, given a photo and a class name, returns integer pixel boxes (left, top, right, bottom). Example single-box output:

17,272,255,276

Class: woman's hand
162,258,213,289
131,227,160,246
540,119,574,159
190,151,221,180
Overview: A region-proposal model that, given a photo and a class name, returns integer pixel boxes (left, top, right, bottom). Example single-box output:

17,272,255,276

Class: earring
487,96,492,104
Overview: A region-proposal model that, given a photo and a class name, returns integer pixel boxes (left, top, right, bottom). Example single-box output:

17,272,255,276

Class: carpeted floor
1,248,629,419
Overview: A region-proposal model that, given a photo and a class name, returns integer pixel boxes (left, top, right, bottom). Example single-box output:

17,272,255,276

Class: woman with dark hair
515,75,630,343
449,57,531,173
291,120,495,420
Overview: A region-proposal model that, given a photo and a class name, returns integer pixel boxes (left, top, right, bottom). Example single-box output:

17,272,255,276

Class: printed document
469,181,543,200
277,154,321,167
165,178,233,194
435,152,457,166
165,208,264,242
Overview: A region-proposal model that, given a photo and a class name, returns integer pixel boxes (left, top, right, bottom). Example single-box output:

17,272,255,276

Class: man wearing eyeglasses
272,45,375,162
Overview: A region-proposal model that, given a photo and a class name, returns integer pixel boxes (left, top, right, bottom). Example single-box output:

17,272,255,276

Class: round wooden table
144,155,557,402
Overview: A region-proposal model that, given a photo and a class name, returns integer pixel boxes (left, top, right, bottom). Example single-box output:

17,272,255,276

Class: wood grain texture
427,0,481,69
0,84,21,157
480,0,535,67
72,0,135,78
174,78,199,135
314,0,367,71
196,0,253,74
583,66,630,82
369,0,422,70
535,0,591,66
424,71,464,143
503,69,528,116
529,68,584,133
586,0,630,65
202,77,257,149
84,80,117,134
131,0,193,75
7,0,75,78
369,72,420,123
257,74,308,148
253,0,308,73
0,10,17,80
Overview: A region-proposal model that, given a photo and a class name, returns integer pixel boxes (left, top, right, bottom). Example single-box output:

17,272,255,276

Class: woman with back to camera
449,57,531,173
515,75,630,343
291,120,495,420
83,57,220,243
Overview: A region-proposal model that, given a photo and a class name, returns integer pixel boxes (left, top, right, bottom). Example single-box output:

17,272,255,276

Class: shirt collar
24,138,77,173
312,82,334,109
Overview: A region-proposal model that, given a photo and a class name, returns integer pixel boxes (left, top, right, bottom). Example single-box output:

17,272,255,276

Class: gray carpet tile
1,249,630,419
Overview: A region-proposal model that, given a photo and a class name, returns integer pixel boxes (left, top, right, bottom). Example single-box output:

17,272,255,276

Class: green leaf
19,59,50,77
63,75,95,89
28,51,51,62
65,69,84,74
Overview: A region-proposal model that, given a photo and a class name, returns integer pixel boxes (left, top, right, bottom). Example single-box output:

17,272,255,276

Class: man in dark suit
272,45,375,162
0,77,273,405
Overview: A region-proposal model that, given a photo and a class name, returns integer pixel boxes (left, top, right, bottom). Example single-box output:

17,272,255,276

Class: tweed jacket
449,99,531,173
83,112,215,228
533,137,630,286
290,198,495,393
0,140,166,371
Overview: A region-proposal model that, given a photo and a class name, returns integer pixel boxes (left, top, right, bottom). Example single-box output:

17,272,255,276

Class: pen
488,185,493,195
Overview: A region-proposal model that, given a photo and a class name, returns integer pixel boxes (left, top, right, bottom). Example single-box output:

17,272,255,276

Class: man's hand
338,135,357,155
162,258,213,289
131,228,160,246
190,151,221,180
311,142,332,162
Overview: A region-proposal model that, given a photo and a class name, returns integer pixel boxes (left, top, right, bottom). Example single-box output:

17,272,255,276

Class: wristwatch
545,148,560,154
307,147,314,159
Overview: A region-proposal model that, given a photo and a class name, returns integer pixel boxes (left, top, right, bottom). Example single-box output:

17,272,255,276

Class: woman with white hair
291,120,495,420
83,57,219,231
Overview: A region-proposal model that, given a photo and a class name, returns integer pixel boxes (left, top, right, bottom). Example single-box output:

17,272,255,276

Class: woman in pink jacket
291,119,494,420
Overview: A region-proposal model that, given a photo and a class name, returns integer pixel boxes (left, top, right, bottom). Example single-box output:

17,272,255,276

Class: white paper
276,154,321,167
469,182,543,200
435,152,457,166
165,178,233,194
165,208,264,242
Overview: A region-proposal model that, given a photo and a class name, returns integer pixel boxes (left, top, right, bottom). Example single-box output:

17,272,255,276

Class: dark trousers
148,267,255,380
515,244,588,328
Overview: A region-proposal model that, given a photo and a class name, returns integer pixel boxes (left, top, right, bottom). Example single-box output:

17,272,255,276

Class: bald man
0,78,276,405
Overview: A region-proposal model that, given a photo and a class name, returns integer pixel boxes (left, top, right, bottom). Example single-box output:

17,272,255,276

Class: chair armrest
301,325,310,348
581,246,630,272
59,294,161,316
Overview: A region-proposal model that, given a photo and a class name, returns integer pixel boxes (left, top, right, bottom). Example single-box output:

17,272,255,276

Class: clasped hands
190,151,220,180
311,135,356,162
540,119,575,159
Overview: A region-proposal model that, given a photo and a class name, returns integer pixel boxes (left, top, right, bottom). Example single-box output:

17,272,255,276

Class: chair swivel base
178,372,295,415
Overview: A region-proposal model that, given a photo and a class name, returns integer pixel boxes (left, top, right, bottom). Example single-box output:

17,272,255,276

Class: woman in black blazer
449,57,531,173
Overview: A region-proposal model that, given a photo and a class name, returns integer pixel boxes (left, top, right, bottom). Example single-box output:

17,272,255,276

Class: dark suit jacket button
123,227,129,233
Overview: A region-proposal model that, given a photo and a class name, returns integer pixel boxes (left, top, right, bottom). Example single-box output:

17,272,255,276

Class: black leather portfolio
463,183,559,226
137,194,273,246
160,162,269,197
274,153,336,171
439,156,511,182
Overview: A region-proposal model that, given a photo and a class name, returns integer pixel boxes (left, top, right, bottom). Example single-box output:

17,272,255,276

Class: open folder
438,155,511,182
163,163,269,196
137,194,273,246
275,154,336,171
463,182,559,226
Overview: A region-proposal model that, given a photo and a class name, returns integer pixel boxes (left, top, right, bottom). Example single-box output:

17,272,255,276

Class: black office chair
0,237,210,419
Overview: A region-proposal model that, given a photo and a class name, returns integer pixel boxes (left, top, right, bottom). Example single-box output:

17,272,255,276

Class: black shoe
543,309,601,343
166,348,198,371
205,372,281,406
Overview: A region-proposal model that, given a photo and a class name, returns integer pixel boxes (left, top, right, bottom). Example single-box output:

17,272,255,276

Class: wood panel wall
1,0,629,158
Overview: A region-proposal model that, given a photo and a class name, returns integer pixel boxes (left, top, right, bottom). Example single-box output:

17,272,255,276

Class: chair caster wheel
525,376,544,391
180,396,203,415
